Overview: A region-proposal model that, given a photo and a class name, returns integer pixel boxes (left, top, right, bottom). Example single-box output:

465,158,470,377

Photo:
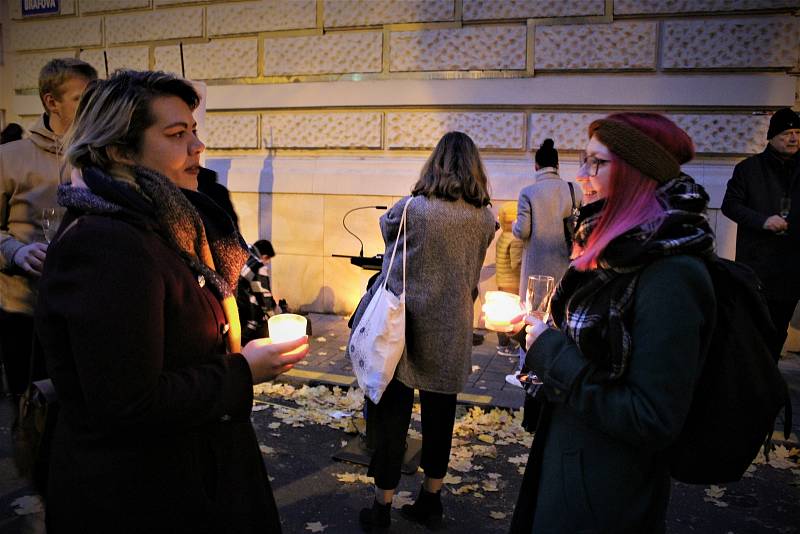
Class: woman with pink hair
509,113,716,533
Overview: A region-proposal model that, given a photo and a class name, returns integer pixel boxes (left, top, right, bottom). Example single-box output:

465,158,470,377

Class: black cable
342,206,387,257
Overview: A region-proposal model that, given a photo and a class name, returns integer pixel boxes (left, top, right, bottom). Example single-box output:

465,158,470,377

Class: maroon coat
36,210,280,533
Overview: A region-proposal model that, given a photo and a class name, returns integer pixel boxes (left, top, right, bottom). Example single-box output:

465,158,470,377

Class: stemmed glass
526,275,555,322
42,207,65,244
777,197,791,235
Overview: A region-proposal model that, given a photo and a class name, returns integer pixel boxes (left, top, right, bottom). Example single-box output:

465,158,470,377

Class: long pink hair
572,113,695,271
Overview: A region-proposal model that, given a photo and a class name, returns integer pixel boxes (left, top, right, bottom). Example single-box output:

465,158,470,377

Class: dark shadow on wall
259,147,276,242
205,158,232,187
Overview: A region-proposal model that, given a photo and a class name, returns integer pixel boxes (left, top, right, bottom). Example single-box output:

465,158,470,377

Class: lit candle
482,291,523,332
268,314,308,344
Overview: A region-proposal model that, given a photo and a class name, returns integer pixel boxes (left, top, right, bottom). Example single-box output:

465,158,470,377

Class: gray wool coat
512,168,581,297
349,195,496,394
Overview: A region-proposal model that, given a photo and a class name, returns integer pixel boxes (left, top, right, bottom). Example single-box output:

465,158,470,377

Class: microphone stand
342,205,387,257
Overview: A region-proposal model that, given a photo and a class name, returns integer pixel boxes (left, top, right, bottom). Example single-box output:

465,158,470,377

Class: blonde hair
38,58,97,110
65,70,199,171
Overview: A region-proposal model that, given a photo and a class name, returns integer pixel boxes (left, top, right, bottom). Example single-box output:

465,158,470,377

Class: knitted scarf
58,165,248,353
549,175,715,382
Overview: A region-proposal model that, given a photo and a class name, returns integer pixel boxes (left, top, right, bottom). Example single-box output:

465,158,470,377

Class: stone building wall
2,1,799,330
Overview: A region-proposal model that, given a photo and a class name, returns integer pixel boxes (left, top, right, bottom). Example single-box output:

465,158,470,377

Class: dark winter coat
36,208,280,533
721,145,800,299
512,255,715,533
349,195,495,394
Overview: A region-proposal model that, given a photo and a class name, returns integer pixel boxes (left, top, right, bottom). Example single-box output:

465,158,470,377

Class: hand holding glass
42,207,66,243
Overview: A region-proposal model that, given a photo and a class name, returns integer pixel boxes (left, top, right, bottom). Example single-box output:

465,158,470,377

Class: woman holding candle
352,131,496,531
509,113,717,533
35,70,308,533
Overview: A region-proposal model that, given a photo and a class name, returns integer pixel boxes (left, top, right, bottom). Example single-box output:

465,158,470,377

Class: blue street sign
21,0,60,17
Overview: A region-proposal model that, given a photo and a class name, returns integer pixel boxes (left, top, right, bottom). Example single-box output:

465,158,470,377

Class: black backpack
668,256,791,484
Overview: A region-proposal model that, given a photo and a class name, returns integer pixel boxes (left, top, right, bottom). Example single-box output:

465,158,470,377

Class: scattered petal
392,491,414,509
268,422,281,429
443,474,462,485
471,365,481,373
11,495,43,515
315,337,327,342
259,445,275,455
305,521,327,532
489,511,507,520
339,346,347,351
318,351,328,357
477,434,495,444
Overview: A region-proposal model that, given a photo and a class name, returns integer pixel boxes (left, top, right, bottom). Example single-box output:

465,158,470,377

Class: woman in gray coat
354,132,496,532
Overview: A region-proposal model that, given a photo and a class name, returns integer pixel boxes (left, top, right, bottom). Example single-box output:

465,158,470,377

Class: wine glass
777,197,791,235
526,275,555,322
42,207,65,244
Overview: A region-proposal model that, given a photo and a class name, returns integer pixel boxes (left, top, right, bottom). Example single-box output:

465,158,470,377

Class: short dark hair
534,138,558,168
0,123,24,144
66,70,200,170
38,58,98,109
253,240,275,258
411,131,491,208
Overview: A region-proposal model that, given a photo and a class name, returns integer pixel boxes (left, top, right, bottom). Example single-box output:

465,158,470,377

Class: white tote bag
348,197,411,404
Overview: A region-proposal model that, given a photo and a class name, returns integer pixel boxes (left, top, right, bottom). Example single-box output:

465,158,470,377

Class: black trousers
766,297,799,362
367,378,457,490
0,310,42,396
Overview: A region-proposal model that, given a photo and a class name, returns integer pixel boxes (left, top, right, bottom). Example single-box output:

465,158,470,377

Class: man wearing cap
722,107,800,361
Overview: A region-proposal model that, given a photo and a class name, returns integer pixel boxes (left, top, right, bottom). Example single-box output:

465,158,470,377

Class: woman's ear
107,145,136,166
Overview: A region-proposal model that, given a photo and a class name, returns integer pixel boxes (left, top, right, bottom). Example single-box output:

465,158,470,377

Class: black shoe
359,499,391,532
400,485,443,530
472,333,484,346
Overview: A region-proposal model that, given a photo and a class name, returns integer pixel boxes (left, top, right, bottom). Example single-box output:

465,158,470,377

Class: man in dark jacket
721,107,800,361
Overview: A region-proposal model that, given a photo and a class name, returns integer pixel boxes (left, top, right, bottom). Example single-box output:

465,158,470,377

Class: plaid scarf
58,165,248,352
549,175,715,381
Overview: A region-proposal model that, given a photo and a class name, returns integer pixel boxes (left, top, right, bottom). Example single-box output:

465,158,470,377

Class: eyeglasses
578,153,610,177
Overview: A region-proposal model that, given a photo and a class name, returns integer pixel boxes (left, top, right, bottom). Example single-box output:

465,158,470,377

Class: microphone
343,205,387,257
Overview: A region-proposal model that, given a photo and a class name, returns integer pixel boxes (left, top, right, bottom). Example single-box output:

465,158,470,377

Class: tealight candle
482,291,523,332
268,314,308,344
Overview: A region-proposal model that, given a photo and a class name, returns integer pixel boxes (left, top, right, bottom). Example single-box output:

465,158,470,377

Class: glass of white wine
42,207,65,244
777,197,791,235
526,275,555,322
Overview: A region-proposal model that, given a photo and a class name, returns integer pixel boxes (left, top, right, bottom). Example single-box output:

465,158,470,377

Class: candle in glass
268,314,307,343
482,291,522,332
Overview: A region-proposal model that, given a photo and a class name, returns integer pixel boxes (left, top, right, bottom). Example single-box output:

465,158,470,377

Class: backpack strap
567,182,576,210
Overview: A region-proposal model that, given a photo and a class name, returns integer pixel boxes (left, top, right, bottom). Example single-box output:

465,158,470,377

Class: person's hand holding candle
482,291,526,333
242,335,309,384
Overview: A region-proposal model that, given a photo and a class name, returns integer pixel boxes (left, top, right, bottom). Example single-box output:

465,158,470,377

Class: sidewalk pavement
284,313,800,444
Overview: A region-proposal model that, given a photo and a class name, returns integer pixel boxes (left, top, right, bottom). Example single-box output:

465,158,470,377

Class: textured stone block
615,0,799,15
106,7,203,44
79,47,150,78
670,114,771,154
529,112,606,150
463,0,605,20
81,0,150,13
170,38,260,80
261,113,382,148
534,21,657,70
13,51,72,90
387,112,526,149
264,32,383,76
9,17,102,51
324,0,454,28
155,0,207,4
528,112,772,155
205,114,260,149
153,46,182,76
208,0,317,36
10,0,74,18
390,25,527,72
662,17,799,69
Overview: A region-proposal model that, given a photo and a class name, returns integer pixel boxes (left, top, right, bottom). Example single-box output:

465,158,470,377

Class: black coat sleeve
721,160,769,231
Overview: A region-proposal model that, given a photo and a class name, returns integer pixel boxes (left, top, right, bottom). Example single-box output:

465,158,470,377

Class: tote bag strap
383,197,412,294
